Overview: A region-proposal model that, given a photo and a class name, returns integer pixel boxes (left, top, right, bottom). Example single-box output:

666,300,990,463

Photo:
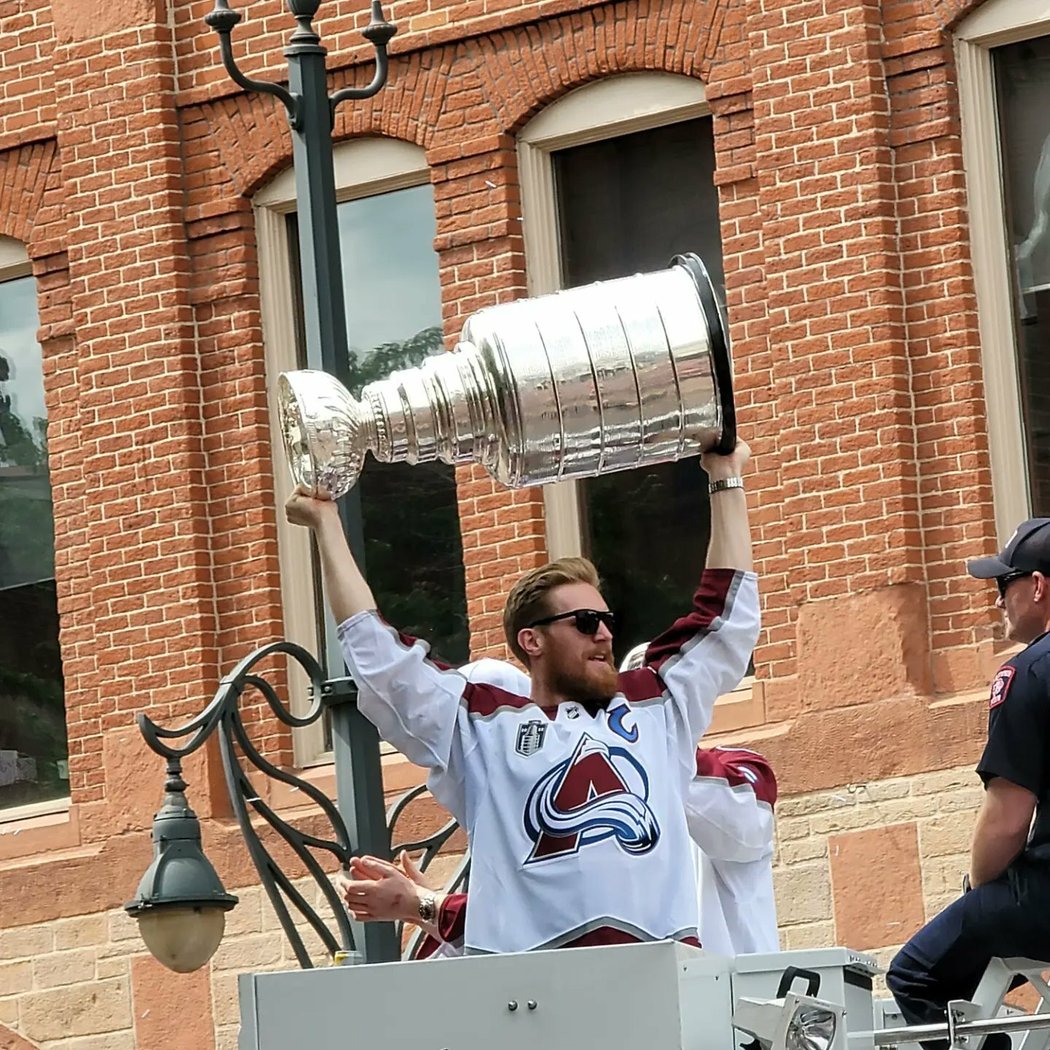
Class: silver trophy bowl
277,253,735,498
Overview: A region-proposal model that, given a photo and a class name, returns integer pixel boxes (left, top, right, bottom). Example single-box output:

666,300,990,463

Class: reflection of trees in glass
0,350,66,807
344,325,444,395
0,350,48,470
347,327,470,664
0,351,54,588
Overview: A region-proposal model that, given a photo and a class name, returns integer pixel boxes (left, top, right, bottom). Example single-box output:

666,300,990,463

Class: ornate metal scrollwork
138,640,468,968
138,642,355,968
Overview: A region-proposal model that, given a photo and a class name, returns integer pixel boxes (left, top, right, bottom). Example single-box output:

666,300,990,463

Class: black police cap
967,518,1050,579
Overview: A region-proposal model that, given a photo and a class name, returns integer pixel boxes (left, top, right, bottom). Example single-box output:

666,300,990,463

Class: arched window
519,73,727,662
0,236,67,813
256,140,468,764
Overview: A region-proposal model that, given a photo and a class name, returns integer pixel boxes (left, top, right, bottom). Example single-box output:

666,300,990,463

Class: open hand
336,855,426,923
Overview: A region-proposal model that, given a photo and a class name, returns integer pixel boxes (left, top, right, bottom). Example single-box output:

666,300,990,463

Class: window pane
554,118,724,661
291,184,469,664
995,37,1050,516
0,273,67,808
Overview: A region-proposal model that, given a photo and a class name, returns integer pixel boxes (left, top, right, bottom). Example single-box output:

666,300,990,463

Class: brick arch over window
185,0,743,204
465,0,743,138
0,140,59,250
935,0,997,30
188,54,449,202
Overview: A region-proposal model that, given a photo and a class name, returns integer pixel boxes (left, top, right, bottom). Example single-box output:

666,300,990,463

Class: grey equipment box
732,948,879,1046
239,941,735,1050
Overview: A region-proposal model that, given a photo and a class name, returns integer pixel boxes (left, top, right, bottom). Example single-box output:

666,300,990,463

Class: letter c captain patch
990,666,1015,709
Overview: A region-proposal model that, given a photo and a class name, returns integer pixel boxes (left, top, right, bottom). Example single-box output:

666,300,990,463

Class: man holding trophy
280,255,760,954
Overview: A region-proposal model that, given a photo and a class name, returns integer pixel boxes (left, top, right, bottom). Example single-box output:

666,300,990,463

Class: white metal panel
239,941,735,1050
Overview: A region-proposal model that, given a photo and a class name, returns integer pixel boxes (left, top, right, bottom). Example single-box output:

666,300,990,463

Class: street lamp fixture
126,0,413,969
195,0,403,966
125,758,238,973
126,641,465,970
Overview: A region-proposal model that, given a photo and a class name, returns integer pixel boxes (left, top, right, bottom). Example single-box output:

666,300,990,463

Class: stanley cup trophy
277,253,735,498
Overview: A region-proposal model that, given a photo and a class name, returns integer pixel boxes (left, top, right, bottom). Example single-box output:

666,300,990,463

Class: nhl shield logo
516,720,548,757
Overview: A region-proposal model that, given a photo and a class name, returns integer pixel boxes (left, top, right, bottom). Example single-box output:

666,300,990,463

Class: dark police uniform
887,631,1050,1050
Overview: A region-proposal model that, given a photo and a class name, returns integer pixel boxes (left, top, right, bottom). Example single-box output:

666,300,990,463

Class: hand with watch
335,853,445,937
698,436,753,572
701,438,750,497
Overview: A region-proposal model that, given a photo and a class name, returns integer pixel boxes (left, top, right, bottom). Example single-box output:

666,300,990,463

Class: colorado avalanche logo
523,734,660,863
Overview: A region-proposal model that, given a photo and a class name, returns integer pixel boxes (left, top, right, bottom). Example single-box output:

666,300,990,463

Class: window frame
518,74,758,713
0,235,31,283
955,0,1050,540
0,236,71,822
517,72,712,559
254,138,435,766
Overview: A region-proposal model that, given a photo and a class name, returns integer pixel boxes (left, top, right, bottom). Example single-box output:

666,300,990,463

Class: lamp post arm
205,0,302,126
330,0,397,110
137,640,327,762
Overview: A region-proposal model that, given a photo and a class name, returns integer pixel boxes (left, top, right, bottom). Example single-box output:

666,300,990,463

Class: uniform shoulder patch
989,666,1016,709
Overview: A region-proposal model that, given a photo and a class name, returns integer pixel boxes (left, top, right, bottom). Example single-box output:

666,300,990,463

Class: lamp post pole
204,0,400,964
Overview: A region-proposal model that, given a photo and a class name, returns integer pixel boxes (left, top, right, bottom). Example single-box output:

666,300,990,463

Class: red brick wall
0,0,1012,786
0,0,1027,1034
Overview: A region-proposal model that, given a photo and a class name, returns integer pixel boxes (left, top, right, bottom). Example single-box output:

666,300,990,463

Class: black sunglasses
996,570,1033,599
527,608,617,636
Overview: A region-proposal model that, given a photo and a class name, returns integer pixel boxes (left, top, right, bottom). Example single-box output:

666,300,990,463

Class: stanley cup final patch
989,666,1016,709
516,720,548,757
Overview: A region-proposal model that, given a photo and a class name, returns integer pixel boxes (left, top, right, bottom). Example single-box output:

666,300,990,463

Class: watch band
708,476,744,495
418,892,437,924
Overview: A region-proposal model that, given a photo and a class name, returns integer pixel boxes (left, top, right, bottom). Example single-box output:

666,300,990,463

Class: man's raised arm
284,487,465,785
285,488,376,622
641,440,760,755
702,439,754,573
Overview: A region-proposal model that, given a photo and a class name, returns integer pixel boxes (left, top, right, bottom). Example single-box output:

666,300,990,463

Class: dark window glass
554,117,724,663
0,272,67,808
290,184,469,664
995,37,1050,515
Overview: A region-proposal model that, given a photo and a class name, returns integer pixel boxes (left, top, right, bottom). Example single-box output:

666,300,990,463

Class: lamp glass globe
138,906,227,973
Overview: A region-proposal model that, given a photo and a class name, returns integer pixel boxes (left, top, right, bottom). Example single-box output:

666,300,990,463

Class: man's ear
1035,572,1050,603
518,627,544,661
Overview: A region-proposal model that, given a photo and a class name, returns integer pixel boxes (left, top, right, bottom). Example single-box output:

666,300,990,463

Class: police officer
887,518,1050,1050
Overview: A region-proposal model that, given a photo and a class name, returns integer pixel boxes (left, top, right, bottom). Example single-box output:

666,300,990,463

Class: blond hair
503,557,601,665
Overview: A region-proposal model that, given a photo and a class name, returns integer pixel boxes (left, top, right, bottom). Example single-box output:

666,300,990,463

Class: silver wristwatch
708,476,744,495
418,892,437,924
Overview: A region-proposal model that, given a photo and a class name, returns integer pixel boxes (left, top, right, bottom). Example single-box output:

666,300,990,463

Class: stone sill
0,798,80,863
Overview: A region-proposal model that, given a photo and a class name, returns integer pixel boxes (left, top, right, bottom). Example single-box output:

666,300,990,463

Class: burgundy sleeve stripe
695,746,778,807
462,681,542,718
412,934,442,960
438,892,467,942
374,614,457,672
644,568,740,673
616,666,665,703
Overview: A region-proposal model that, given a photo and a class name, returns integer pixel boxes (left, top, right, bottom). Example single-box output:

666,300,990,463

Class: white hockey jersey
689,747,778,955
415,740,778,959
339,568,759,955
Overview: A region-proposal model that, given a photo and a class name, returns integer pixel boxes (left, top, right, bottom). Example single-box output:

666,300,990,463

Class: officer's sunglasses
527,609,617,636
996,570,1033,599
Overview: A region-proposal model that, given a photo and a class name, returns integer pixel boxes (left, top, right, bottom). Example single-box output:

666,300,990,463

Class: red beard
549,654,619,706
